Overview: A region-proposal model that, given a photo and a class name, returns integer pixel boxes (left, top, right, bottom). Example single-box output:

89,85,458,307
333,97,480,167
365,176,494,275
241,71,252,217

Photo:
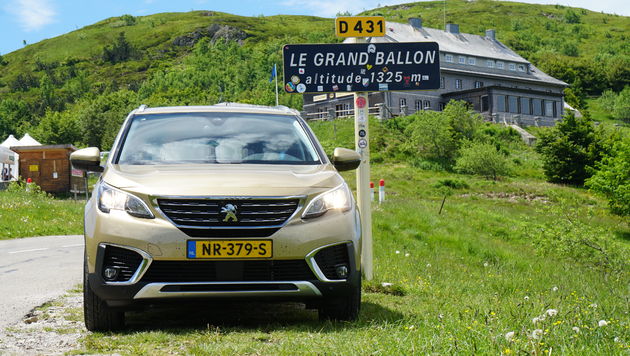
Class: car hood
102,163,343,197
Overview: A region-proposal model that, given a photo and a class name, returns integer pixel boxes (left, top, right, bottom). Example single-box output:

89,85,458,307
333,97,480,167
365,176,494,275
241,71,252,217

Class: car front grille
140,260,316,283
314,243,350,280
102,245,143,282
157,198,300,237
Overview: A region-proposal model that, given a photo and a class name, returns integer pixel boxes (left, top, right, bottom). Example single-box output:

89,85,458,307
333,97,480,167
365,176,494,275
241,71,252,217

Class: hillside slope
0,1,627,147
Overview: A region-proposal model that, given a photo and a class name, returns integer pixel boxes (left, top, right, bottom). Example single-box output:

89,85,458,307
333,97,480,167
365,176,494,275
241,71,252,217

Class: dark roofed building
303,19,568,126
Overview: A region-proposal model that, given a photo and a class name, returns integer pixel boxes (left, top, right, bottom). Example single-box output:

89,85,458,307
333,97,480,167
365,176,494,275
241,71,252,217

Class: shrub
586,135,630,216
434,178,469,190
535,112,605,185
454,141,511,180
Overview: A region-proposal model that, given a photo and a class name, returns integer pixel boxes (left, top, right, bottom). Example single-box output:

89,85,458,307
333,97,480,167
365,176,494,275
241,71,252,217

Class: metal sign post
349,37,373,280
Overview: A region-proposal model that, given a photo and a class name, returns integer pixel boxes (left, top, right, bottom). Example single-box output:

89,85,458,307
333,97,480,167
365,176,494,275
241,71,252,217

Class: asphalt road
0,235,83,330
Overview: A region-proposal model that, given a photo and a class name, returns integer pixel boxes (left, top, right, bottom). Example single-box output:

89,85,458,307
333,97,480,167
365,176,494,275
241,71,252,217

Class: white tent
0,145,18,181
1,134,19,148
0,134,22,182
17,133,41,146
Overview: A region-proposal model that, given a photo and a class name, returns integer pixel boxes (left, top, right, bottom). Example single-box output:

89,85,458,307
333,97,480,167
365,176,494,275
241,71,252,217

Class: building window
415,100,422,111
508,96,519,113
317,108,326,119
545,100,555,117
481,96,489,112
399,98,407,110
486,60,494,68
455,79,463,89
532,99,543,116
440,76,445,89
445,54,453,63
497,95,506,112
468,57,476,65
458,56,466,64
439,103,446,111
496,61,504,69
474,81,484,88
335,104,344,117
518,64,526,72
423,100,431,109
521,98,531,115
508,63,516,71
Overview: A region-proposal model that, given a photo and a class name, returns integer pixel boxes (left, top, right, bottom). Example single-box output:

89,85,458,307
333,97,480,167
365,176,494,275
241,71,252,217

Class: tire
318,279,361,321
83,260,124,331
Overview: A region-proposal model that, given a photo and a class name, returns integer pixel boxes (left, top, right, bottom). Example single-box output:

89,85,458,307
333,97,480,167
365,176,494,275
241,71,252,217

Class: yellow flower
503,348,512,355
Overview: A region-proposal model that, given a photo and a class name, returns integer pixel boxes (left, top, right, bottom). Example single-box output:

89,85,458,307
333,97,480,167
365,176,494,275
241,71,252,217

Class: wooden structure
11,144,78,193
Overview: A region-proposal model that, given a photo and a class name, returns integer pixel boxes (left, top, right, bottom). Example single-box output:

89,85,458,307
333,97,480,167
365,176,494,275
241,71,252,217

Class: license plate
187,240,272,259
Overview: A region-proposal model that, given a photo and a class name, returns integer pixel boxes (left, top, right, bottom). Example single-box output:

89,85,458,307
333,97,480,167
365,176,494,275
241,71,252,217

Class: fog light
335,265,349,279
103,267,118,281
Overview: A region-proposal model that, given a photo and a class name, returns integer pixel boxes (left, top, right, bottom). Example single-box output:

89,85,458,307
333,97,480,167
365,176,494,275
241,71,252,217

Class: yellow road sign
336,16,385,37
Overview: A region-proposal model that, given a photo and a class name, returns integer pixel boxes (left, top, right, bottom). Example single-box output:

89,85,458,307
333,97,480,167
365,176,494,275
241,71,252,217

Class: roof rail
137,104,148,112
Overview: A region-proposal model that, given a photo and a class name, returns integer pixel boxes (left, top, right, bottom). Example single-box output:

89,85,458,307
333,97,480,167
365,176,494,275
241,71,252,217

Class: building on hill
302,19,568,126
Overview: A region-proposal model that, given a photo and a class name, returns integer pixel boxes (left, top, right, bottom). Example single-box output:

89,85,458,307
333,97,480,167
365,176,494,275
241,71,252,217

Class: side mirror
70,147,104,173
332,147,361,171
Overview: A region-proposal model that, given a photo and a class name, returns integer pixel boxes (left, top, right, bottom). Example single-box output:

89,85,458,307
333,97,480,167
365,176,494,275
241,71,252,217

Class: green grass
0,183,84,239
74,163,629,354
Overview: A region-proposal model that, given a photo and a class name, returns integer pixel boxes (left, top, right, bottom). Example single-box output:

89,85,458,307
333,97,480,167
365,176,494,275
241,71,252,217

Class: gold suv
71,104,362,331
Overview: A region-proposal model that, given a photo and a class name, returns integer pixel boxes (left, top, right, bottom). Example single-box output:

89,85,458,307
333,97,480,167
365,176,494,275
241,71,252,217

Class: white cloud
281,0,404,17
8,0,56,32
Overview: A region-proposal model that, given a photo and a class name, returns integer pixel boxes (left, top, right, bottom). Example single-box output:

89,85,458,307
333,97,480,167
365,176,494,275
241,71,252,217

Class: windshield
116,112,321,165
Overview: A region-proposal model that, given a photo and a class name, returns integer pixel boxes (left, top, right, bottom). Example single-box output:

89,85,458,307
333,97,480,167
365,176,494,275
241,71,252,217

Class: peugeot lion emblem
221,203,238,222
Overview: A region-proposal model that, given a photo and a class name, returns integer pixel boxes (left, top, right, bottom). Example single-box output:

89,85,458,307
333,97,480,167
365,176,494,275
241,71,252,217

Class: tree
586,135,630,216
102,32,136,63
405,111,457,166
33,110,81,145
535,112,606,185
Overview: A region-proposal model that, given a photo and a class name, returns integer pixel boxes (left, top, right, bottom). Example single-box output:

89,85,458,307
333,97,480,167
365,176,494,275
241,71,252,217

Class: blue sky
0,0,628,56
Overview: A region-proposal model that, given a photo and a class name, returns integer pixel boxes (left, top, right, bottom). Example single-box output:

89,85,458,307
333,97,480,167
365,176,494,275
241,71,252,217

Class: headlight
302,183,353,219
97,183,154,219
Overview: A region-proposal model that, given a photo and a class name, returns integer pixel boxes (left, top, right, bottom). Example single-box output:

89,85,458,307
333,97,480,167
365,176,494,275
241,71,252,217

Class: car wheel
83,259,124,331
318,279,361,321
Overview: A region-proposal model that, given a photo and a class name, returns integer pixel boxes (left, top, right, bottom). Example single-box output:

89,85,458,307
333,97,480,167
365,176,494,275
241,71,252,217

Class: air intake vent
314,243,350,280
141,260,316,282
102,245,143,282
157,198,300,237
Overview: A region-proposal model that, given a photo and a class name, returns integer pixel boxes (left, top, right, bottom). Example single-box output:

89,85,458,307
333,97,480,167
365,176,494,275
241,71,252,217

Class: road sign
336,16,385,37
282,42,440,94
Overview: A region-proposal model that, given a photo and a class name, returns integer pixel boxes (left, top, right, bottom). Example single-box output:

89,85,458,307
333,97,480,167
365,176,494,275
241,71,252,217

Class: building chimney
445,23,459,34
485,29,496,40
408,18,422,29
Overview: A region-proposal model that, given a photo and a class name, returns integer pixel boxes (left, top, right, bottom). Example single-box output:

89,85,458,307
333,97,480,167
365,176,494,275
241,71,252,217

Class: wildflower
503,348,512,355
381,282,392,287
483,262,489,267
395,250,400,254
405,253,410,257
598,320,608,327
551,286,558,292
505,331,515,342
426,263,431,268
524,296,529,301
590,303,598,308
438,314,444,320
614,337,620,343
572,327,580,333
533,317,540,324
532,329,543,339
546,309,558,317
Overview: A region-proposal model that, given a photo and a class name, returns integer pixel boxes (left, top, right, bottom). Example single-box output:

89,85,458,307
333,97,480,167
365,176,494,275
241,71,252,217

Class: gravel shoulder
0,290,85,356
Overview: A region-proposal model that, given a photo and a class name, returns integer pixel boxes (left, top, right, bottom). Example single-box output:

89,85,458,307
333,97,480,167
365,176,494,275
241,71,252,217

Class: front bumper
88,241,360,308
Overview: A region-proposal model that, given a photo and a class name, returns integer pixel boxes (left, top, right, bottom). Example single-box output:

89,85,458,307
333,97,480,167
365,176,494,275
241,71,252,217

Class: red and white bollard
379,179,385,204
370,181,375,202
